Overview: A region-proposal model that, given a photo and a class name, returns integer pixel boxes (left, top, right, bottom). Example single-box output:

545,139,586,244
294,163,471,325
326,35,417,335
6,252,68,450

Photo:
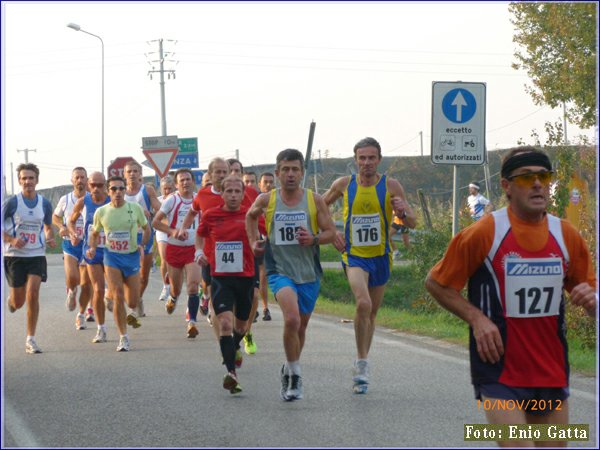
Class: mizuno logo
507,262,562,276
352,216,379,225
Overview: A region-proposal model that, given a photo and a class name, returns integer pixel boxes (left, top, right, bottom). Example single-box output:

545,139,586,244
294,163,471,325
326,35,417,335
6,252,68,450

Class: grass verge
317,268,596,376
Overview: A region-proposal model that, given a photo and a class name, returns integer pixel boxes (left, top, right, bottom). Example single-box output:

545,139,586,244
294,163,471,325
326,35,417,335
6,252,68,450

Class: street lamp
67,22,104,174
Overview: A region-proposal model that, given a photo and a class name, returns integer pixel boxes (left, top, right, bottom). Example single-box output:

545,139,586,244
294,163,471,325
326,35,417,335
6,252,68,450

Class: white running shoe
116,335,130,352
352,360,369,394
75,313,87,330
66,287,78,311
25,338,42,354
92,328,107,343
159,285,170,302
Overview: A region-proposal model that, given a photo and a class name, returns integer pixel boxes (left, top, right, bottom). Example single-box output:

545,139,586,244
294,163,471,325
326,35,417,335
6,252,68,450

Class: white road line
3,401,41,448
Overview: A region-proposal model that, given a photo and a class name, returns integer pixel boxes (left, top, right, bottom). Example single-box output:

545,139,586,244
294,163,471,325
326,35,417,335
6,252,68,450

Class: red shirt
197,206,255,277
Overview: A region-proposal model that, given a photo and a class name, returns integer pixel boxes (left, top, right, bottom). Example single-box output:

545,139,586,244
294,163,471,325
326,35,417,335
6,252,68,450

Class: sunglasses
507,170,554,187
109,186,126,192
90,183,105,188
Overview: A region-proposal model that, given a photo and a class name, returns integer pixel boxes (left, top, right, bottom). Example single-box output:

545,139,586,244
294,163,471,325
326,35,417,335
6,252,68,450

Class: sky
2,1,597,192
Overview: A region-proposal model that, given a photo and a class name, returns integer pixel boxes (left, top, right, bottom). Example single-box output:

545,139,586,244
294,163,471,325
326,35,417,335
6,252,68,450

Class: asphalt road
2,254,597,448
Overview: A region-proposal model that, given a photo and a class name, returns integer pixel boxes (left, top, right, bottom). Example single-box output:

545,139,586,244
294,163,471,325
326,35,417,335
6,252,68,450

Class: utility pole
419,131,423,156
17,148,37,163
146,39,177,136
235,149,239,160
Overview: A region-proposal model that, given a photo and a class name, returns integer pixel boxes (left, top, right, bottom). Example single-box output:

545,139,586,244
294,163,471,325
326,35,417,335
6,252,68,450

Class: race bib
106,231,131,254
16,222,41,249
274,211,307,245
66,217,85,240
215,241,243,273
351,214,381,247
87,224,106,248
504,257,563,318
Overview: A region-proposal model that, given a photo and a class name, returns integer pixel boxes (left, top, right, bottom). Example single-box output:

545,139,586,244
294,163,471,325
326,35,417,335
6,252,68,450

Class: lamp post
67,23,104,174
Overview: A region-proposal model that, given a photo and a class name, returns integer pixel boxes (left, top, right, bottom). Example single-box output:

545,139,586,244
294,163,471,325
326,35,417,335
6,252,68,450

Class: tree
509,3,597,129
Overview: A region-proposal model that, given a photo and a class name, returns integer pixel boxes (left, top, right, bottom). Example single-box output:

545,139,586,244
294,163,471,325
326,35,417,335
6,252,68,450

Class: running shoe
104,297,114,312
199,296,209,316
352,359,369,394
243,332,257,355
126,313,142,329
66,287,77,311
85,307,95,322
116,335,130,352
207,311,213,327
137,298,146,317
25,338,42,354
75,313,87,330
262,308,272,321
187,322,199,339
165,297,177,315
159,285,170,302
235,349,243,369
92,328,107,343
253,311,259,323
280,365,290,401
286,374,303,401
223,371,242,394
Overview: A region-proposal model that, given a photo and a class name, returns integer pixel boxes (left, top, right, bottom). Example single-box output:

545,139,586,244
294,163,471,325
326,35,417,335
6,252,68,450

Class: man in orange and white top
426,146,596,446
152,168,201,339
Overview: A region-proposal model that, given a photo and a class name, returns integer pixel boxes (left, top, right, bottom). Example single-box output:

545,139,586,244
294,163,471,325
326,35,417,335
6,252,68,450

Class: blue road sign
171,154,199,169
442,88,477,124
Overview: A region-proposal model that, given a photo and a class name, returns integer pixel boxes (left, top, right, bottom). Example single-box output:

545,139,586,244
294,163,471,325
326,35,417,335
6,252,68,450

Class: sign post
141,135,179,179
431,81,486,235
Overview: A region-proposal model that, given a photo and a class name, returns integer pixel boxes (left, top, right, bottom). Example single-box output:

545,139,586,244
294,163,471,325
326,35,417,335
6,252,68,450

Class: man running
156,175,176,302
323,137,416,394
123,160,161,319
152,168,201,338
426,147,596,446
196,175,258,394
257,171,275,321
88,176,150,352
69,171,111,344
3,163,56,353
52,166,93,329
247,148,337,401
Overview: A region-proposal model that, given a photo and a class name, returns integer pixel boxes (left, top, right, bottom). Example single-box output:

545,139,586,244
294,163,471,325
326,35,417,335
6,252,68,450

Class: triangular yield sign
142,148,178,178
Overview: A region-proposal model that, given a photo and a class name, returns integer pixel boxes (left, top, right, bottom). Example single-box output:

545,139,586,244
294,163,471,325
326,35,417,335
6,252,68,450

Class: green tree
509,3,597,128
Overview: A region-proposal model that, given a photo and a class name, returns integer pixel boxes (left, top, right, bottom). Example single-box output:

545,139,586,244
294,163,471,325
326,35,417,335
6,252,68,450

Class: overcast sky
2,1,596,191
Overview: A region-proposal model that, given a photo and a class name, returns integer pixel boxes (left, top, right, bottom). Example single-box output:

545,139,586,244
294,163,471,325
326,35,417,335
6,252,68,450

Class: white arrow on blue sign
442,88,477,124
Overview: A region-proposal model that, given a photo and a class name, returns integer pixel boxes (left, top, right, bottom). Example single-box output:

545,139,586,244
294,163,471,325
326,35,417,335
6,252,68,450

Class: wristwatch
312,234,320,247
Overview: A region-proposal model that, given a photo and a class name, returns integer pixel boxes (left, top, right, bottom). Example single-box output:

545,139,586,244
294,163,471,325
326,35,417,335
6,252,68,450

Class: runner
257,171,275,321
178,157,230,338
156,175,176,302
323,137,416,394
196,175,258,394
52,166,93,329
69,171,111,343
3,163,56,354
246,148,337,401
123,160,161,320
152,168,201,338
88,175,150,352
425,147,596,446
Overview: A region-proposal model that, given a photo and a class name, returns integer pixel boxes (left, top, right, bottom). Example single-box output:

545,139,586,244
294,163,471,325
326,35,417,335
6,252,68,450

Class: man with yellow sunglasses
426,146,596,446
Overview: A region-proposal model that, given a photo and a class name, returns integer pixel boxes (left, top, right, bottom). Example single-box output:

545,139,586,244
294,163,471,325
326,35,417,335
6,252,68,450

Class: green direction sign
178,138,198,154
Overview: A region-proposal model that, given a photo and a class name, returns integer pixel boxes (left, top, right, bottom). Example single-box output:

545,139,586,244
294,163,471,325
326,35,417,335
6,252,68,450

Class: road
2,254,597,448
